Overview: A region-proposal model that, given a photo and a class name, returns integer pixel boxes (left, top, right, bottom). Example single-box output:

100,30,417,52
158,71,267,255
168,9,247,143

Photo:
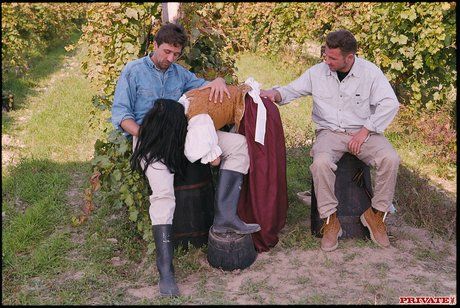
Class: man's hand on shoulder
260,89,281,104
198,77,231,104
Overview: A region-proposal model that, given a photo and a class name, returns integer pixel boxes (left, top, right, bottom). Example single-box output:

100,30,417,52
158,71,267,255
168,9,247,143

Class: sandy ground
123,211,456,304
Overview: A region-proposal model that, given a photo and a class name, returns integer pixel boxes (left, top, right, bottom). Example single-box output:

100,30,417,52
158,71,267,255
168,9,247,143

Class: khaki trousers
133,131,249,225
309,129,400,219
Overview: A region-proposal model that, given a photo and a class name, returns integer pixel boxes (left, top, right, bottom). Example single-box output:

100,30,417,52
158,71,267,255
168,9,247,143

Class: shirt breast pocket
136,89,155,107
168,88,183,101
314,87,333,100
353,94,371,118
137,89,155,98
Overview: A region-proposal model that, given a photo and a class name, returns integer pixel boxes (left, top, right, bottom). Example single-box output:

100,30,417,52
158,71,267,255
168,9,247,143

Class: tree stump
207,228,257,271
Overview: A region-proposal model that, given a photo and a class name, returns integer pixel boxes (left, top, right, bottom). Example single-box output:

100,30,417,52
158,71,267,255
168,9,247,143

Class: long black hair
131,98,188,178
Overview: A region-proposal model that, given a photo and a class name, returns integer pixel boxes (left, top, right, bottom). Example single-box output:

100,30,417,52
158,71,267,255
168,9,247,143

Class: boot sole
320,228,343,252
159,283,179,297
159,292,179,297
360,214,390,248
212,225,261,235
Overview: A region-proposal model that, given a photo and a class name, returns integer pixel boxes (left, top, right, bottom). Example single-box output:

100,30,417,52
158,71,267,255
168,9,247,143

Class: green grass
2,32,82,123
1,32,99,304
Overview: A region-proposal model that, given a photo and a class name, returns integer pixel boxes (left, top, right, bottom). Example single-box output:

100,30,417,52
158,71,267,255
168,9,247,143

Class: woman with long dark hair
112,23,232,297
131,98,188,179
128,86,261,297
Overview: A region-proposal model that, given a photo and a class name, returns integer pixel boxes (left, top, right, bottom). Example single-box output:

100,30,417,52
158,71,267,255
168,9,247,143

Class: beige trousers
309,129,400,219
133,131,249,225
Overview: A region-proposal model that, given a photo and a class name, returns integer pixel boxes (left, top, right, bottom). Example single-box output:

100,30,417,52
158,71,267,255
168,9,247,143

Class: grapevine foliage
80,3,456,252
79,3,238,253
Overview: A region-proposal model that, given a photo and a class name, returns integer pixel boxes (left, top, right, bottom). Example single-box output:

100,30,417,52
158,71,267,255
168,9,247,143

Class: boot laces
320,214,333,235
375,211,388,232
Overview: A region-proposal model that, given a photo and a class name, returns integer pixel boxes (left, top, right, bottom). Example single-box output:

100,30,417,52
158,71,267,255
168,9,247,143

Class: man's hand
198,77,230,103
120,118,140,137
348,127,370,155
210,156,221,167
260,89,281,104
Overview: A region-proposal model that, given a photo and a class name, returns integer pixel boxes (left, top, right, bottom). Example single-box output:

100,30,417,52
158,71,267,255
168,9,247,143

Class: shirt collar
325,56,361,78
348,56,361,78
145,51,174,73
143,52,156,70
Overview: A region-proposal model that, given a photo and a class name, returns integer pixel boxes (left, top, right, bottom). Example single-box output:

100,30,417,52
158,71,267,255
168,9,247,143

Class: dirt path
121,212,456,304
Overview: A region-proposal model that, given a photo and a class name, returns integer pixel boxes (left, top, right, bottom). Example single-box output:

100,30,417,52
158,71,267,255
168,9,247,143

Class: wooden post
161,2,181,24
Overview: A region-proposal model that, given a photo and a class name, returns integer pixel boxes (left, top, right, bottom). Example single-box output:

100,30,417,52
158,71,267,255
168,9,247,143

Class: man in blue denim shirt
111,23,232,297
112,24,230,138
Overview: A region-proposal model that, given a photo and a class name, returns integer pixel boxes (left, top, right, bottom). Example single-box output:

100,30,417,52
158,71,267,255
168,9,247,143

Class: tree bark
161,2,181,24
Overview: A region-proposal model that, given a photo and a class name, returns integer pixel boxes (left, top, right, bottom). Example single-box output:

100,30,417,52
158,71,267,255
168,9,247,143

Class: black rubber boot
212,169,261,234
152,224,179,297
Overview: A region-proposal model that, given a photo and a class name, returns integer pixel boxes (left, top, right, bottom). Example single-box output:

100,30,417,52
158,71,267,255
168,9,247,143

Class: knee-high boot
212,169,261,234
152,224,179,296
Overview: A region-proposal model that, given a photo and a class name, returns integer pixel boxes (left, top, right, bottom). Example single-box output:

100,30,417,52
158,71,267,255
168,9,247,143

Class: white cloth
274,57,399,134
133,137,176,225
180,77,267,163
184,114,222,164
178,94,190,113
244,77,267,145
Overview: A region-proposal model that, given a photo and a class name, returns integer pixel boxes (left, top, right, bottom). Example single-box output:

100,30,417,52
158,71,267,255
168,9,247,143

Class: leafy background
3,2,455,254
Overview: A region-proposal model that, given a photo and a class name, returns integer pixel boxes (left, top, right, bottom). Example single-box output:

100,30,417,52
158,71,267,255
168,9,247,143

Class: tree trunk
161,2,181,24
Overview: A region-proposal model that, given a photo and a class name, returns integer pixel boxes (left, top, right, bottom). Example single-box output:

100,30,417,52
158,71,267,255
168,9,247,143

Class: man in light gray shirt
261,29,400,252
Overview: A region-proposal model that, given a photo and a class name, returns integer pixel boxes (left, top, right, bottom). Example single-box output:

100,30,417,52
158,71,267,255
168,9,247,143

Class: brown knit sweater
184,84,251,131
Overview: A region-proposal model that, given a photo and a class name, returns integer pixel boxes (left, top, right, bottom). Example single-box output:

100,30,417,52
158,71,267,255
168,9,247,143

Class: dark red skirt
237,95,288,252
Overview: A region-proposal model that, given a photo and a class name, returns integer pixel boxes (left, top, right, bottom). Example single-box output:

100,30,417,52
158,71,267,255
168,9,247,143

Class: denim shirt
111,52,208,136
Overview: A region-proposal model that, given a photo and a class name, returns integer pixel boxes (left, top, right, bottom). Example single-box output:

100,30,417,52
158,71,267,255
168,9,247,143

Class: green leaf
441,3,451,10
120,184,129,193
125,194,134,207
425,100,435,110
147,243,155,255
125,7,139,20
224,75,234,84
390,60,404,71
191,28,201,40
117,142,128,154
129,209,138,221
391,34,408,45
112,169,122,181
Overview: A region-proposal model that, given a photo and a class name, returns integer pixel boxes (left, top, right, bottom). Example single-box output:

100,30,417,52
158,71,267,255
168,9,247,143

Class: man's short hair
325,29,357,55
154,23,188,48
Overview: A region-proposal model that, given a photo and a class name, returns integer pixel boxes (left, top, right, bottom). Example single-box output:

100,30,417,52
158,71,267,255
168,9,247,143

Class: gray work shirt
275,57,399,134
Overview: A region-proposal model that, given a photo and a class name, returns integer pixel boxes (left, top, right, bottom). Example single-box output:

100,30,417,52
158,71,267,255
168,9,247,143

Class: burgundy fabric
237,95,288,252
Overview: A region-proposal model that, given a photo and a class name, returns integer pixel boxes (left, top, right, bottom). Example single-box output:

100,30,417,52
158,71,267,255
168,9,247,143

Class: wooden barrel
311,153,372,239
207,228,257,271
172,161,214,250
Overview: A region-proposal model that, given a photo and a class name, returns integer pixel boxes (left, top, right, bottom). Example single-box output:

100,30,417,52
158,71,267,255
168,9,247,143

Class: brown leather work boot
360,207,391,248
320,212,343,251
